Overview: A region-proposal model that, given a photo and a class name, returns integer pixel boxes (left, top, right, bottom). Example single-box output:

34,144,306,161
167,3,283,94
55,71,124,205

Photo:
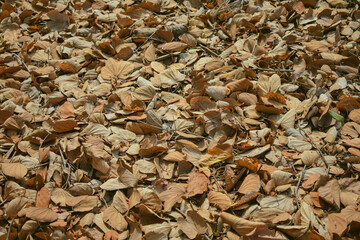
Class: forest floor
0,0,360,239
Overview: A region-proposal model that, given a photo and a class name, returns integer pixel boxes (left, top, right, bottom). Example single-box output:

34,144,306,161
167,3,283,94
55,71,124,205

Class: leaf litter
0,0,360,239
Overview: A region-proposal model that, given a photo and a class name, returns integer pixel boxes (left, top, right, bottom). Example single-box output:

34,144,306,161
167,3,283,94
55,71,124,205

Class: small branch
155,51,181,61
12,53,30,72
175,208,186,218
294,221,311,240
28,162,49,170
295,166,306,209
59,146,71,189
299,127,330,173
131,37,166,43
6,218,15,240
133,13,176,53
250,67,294,72
204,234,212,240
0,199,7,207
199,44,224,60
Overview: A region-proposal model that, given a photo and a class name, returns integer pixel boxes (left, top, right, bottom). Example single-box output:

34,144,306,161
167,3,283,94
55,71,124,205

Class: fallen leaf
187,171,209,197
199,144,234,167
238,173,260,194
1,163,27,179
25,207,58,222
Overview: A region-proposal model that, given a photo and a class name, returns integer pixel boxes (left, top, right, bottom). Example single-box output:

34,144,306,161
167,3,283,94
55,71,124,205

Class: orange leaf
266,92,286,104
235,157,258,172
52,119,77,133
255,103,284,114
59,62,78,74
117,17,133,28
337,97,360,112
154,29,174,42
115,46,133,60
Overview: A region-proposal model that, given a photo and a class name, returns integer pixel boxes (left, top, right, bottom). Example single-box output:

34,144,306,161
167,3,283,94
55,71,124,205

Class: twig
131,37,166,43
12,53,30,72
155,51,181,61
6,218,15,240
134,13,175,52
59,146,71,189
0,199,7,207
28,162,49,170
39,133,50,148
0,171,8,181
294,221,311,240
98,190,108,207
135,31,157,53
295,166,306,209
199,44,224,60
204,234,212,240
175,208,186,218
299,127,330,173
250,67,294,72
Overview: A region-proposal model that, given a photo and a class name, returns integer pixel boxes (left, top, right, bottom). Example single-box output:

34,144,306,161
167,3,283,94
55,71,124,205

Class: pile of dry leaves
1,0,360,239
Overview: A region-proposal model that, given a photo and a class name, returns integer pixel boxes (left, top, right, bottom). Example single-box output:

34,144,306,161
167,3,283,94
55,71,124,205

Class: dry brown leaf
199,144,234,167
187,171,209,197
177,217,198,239
101,58,134,81
58,101,75,118
1,163,27,179
103,206,128,231
158,183,186,212
221,212,267,236
2,115,25,130
238,173,260,194
112,190,129,214
25,207,58,222
144,43,156,61
5,197,29,218
66,196,98,212
327,213,347,237
51,188,73,207
318,179,341,210
35,187,50,208
208,191,232,210
52,119,77,133
160,42,188,51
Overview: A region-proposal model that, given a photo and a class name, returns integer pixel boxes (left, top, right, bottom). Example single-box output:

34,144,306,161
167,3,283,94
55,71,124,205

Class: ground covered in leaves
1,0,360,239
